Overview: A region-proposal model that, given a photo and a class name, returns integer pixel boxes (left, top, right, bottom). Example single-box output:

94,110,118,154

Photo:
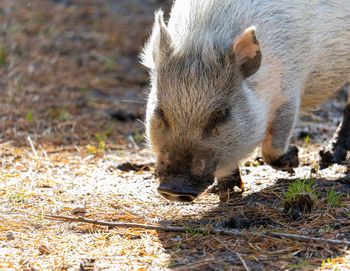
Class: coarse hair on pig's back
140,0,252,72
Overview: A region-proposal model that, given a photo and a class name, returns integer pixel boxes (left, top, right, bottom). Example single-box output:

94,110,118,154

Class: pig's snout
157,176,198,202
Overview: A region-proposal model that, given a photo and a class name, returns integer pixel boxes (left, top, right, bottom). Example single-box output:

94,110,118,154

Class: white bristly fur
141,0,350,179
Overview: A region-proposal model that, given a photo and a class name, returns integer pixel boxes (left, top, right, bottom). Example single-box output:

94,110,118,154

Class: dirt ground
0,1,349,270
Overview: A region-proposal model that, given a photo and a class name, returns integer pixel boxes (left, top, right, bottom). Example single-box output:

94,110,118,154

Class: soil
0,1,349,270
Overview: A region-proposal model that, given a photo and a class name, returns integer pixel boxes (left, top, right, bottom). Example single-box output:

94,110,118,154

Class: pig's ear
232,26,262,78
141,10,173,69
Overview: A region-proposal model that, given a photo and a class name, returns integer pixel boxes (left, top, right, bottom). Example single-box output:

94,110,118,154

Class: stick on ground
45,214,350,246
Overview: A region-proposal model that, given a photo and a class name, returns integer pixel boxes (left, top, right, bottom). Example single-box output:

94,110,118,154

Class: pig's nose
157,181,198,202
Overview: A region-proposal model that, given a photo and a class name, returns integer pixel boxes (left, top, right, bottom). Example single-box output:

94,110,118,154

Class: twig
266,232,350,246
236,252,251,271
45,215,350,246
45,214,245,236
27,136,38,159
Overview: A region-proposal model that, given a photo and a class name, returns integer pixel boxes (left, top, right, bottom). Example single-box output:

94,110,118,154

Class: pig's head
141,11,267,202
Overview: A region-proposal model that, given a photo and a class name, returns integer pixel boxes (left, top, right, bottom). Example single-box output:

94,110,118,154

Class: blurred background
0,0,171,149
0,0,347,152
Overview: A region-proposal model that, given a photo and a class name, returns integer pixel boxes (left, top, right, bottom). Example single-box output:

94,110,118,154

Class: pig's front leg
262,102,299,171
217,169,243,192
210,168,243,199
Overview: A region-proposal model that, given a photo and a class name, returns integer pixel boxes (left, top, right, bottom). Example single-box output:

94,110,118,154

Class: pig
141,0,350,202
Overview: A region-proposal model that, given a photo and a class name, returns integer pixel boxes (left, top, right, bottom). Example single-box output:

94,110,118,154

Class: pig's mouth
157,174,215,202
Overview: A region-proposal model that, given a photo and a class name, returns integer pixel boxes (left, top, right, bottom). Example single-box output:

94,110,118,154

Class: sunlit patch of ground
0,0,349,270
1,137,349,270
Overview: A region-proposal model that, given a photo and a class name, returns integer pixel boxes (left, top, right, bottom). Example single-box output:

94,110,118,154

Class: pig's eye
213,109,230,124
204,108,230,135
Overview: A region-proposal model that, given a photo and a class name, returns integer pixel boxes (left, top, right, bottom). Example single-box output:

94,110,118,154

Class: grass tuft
283,178,317,202
326,186,344,208
283,178,318,214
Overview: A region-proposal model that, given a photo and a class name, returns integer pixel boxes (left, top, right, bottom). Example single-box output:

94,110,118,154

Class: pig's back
168,0,350,109
300,1,350,110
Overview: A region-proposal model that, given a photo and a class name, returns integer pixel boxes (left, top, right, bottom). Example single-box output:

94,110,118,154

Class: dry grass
0,0,350,270
1,136,349,270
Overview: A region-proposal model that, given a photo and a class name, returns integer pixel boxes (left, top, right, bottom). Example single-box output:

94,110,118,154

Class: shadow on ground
156,172,350,270
0,0,170,148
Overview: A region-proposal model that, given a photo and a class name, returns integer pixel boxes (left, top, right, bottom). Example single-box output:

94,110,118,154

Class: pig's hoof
320,106,350,169
269,146,299,171
320,138,350,168
210,170,243,201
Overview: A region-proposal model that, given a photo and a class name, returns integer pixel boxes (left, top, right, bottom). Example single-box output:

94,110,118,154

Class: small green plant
133,128,145,144
86,144,98,154
105,58,115,72
323,224,334,233
49,107,71,120
326,186,344,208
8,191,28,202
283,178,318,213
79,87,87,96
98,139,105,152
321,257,343,270
27,110,34,123
95,133,106,152
103,125,115,138
173,243,181,250
303,134,310,147
0,44,8,66
59,107,70,121
186,225,202,236
186,225,210,237
284,178,317,202
87,128,115,154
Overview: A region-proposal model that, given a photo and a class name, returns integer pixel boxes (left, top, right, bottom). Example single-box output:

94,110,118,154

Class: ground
0,1,349,270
